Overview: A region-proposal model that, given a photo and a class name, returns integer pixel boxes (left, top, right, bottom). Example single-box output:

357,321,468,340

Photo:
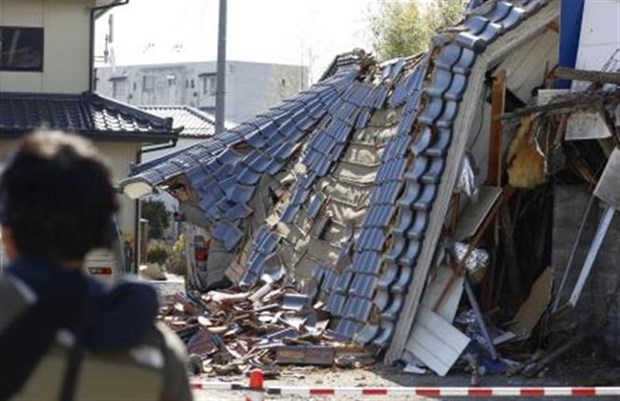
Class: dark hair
0,130,119,261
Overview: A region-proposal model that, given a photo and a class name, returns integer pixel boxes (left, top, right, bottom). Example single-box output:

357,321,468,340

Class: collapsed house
121,0,620,377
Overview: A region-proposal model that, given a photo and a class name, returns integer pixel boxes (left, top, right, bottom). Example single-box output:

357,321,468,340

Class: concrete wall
95,61,308,124
0,0,91,93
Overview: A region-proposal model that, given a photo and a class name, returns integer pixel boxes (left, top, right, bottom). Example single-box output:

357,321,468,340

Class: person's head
0,130,118,265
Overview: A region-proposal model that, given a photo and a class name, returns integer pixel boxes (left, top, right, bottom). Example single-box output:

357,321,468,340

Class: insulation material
507,117,547,188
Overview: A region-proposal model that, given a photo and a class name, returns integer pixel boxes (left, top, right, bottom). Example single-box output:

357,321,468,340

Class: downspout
89,0,130,92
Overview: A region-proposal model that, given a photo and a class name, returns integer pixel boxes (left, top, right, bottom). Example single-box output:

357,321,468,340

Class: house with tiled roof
121,0,562,363
135,105,234,213
0,0,180,268
120,0,620,368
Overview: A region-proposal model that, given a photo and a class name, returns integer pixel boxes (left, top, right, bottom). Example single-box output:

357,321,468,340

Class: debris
421,264,464,323
404,306,470,377
447,242,489,282
506,117,546,189
509,267,553,339
565,110,612,141
158,277,369,376
456,154,479,201
453,186,502,242
463,278,498,360
139,263,167,281
521,322,603,378
275,345,335,366
593,147,620,210
403,363,427,374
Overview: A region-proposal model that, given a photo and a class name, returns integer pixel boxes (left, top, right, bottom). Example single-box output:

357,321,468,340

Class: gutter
89,0,130,92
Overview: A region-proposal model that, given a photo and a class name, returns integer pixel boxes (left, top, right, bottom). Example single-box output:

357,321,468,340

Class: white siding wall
0,0,91,93
574,0,620,85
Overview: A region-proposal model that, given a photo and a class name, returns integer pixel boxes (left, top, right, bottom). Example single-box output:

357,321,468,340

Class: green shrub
147,244,169,265
168,235,188,276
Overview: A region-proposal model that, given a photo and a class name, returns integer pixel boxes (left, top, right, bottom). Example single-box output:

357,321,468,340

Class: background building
95,61,309,124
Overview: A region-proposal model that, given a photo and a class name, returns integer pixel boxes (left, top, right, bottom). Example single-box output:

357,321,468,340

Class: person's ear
1,226,19,263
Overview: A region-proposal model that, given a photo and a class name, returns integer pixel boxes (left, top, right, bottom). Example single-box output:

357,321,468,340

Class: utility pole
215,0,227,134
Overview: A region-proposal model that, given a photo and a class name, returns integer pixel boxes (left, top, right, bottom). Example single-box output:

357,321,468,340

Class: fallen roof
0,92,180,142
121,0,560,363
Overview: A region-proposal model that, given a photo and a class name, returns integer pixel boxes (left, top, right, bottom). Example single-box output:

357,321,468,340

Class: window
166,74,176,87
143,75,155,93
111,78,128,98
0,26,44,72
200,73,217,96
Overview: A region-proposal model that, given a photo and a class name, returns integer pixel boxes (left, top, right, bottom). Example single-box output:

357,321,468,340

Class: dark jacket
0,257,192,401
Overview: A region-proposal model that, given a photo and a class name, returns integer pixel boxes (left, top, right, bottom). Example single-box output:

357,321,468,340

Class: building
95,61,309,124
0,0,179,269
122,0,620,370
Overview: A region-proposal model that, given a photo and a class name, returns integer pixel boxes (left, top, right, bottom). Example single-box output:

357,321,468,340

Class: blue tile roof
0,92,179,141
121,0,553,351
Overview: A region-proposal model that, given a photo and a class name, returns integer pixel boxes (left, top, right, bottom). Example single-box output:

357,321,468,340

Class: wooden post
488,70,506,186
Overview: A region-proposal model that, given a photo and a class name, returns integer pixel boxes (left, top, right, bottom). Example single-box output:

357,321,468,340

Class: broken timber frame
385,1,560,364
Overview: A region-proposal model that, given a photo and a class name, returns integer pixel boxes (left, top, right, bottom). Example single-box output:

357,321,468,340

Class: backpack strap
0,272,88,400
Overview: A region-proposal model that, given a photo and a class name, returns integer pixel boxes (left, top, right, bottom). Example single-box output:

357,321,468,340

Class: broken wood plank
509,267,553,339
488,69,506,186
552,66,620,85
276,345,335,366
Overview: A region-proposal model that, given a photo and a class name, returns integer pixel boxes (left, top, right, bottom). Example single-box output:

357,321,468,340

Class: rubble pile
159,279,375,377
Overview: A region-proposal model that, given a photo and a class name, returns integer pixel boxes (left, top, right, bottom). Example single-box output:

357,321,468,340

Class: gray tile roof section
139,106,220,138
121,0,553,355
123,67,359,253
0,92,179,142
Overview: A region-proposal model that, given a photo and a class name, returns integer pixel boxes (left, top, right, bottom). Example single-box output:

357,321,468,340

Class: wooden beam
488,70,506,186
552,66,620,85
499,90,620,120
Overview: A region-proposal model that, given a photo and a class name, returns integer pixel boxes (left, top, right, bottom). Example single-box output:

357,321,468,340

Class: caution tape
191,382,620,397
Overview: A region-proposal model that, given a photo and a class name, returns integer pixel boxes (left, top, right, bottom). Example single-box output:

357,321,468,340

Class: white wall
574,0,620,89
0,0,91,93
95,61,309,124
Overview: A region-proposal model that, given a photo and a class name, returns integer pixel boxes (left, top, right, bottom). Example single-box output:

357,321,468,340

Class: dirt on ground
192,344,620,401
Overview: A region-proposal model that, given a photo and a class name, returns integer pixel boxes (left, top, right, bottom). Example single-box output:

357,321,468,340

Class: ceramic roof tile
0,92,178,140
121,0,553,351
139,105,219,138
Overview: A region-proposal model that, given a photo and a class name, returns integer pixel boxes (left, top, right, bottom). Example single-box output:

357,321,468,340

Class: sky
94,0,381,83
